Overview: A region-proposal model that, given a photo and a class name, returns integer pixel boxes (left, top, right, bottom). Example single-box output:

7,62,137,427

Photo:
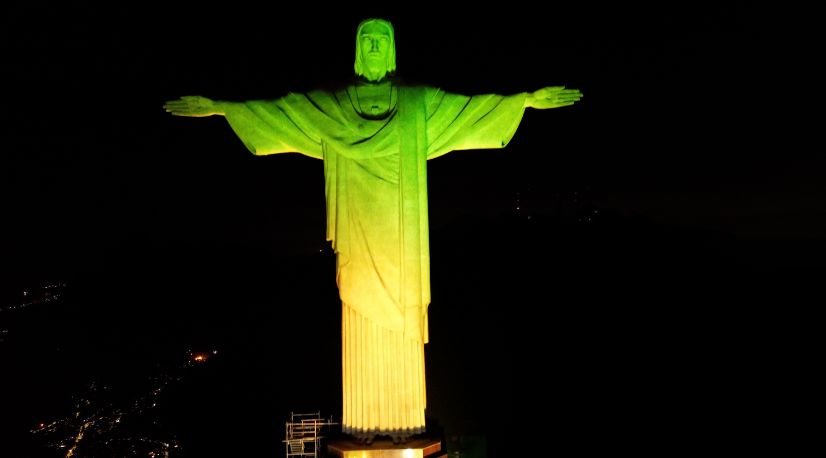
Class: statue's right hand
163,95,223,117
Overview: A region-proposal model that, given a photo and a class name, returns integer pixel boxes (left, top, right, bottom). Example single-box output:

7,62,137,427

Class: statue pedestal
327,437,446,458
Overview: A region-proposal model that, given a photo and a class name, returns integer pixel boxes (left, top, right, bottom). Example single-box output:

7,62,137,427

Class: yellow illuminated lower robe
224,83,526,436
342,304,426,435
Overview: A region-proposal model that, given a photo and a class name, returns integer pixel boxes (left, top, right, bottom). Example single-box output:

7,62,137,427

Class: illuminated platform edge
327,437,446,458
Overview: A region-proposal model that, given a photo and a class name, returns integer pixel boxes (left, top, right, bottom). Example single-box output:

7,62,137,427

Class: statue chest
352,84,397,117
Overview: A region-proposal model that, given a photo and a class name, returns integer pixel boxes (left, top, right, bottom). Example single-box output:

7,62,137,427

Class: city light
31,349,207,456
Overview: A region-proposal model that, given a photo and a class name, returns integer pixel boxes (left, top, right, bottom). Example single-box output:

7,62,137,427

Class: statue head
354,18,396,82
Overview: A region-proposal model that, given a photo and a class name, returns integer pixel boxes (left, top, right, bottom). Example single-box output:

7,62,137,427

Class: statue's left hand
526,86,583,109
163,95,224,117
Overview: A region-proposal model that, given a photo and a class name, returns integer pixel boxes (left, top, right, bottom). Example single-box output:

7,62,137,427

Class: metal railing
284,412,337,458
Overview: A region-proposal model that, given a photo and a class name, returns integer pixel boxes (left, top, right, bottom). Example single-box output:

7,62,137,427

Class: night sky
1,3,818,457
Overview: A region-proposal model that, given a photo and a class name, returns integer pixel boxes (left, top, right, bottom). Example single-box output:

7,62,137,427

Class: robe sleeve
425,87,528,160
222,94,324,159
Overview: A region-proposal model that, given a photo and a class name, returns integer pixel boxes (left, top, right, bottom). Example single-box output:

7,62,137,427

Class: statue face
359,22,392,74
353,18,396,81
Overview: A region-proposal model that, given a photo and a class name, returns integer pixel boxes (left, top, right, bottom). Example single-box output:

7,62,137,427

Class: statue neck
361,69,388,83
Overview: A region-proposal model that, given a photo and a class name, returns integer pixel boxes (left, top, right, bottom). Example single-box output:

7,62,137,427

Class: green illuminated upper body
163,18,582,341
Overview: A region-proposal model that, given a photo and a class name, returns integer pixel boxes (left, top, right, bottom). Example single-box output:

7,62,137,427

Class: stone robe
223,83,526,435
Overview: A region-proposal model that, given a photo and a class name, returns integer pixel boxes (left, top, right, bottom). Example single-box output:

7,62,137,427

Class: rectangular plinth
327,438,444,458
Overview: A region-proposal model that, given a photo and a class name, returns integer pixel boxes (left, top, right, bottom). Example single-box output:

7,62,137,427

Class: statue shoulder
391,78,441,102
287,87,346,108
393,77,437,92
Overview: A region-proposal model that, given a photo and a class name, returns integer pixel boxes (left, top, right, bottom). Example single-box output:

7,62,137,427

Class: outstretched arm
524,86,583,109
165,93,324,159
163,96,233,117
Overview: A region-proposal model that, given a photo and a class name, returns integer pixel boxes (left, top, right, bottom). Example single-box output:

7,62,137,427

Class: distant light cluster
1,282,67,312
1,281,68,343
188,349,218,363
511,188,602,224
32,348,215,457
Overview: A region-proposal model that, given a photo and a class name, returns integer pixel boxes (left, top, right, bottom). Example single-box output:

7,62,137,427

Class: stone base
327,437,446,458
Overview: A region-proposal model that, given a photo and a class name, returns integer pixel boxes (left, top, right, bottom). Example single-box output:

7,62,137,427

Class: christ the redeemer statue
164,18,582,444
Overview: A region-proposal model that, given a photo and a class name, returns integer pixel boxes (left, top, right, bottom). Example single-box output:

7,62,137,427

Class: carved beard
364,54,386,70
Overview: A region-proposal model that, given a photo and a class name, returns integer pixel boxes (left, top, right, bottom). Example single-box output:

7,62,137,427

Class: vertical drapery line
419,334,427,410
363,312,370,431
379,324,388,428
355,307,363,431
368,313,376,430
416,339,422,427
342,304,349,427
402,336,409,430
389,324,402,429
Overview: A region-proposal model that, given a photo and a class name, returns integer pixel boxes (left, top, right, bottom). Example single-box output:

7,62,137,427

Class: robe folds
223,83,526,435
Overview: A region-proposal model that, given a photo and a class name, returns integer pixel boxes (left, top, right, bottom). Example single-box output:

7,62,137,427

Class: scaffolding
284,411,337,458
